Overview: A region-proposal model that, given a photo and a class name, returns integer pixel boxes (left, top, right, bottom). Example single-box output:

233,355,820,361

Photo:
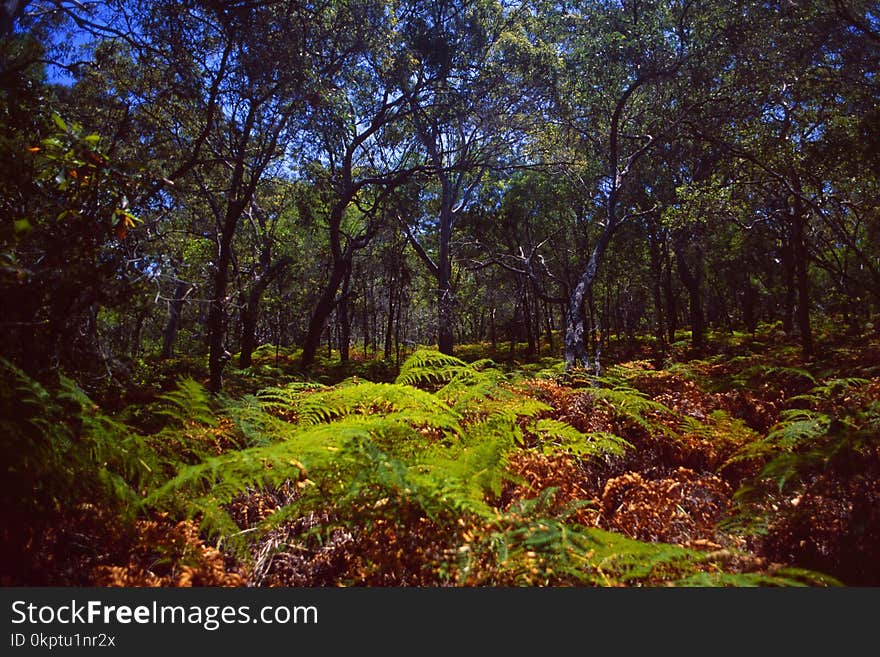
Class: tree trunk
663,239,677,343
791,202,813,358
161,281,188,359
489,307,497,350
675,239,704,351
437,190,454,355
742,277,757,333
543,299,555,352
564,224,616,369
522,283,535,355
208,200,244,394
782,236,795,334
384,272,396,360
362,299,370,360
338,268,352,364
648,226,667,354
301,260,350,369
239,255,290,368
131,310,147,357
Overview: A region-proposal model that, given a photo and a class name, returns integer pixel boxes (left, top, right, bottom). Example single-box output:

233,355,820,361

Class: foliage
723,378,880,537
0,360,160,524
146,352,610,553
585,375,676,435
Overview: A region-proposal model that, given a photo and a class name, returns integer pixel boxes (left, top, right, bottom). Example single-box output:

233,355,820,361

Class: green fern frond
731,365,817,390
395,349,473,388
679,410,760,450
724,409,831,468
767,409,831,446
223,394,289,447
809,377,870,398
788,377,870,406
282,381,461,432
588,379,674,434
0,360,161,521
257,382,327,410
674,568,841,587
157,378,217,426
472,507,707,586
532,419,631,458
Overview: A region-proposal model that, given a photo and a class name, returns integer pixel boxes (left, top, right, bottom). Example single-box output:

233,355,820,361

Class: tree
546,0,695,369
298,2,428,368
395,0,532,356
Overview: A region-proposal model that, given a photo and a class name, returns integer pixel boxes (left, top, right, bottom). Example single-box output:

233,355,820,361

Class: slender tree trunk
394,286,404,365
301,260,349,369
384,273,395,360
131,310,147,357
791,202,813,358
274,307,282,366
239,303,259,369
675,239,704,350
782,236,795,334
240,256,291,368
741,271,758,333
564,224,616,369
161,281,188,359
489,308,497,349
338,268,352,365
208,199,245,394
562,75,644,369
437,188,454,355
648,227,667,353
663,239,677,343
362,298,370,360
522,283,536,355
589,290,602,375
543,299,555,352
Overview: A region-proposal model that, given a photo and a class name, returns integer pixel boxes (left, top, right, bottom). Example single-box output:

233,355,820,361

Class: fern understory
3,332,879,587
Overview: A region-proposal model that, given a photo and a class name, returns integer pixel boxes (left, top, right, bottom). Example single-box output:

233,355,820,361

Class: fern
0,360,161,523
462,492,747,586
731,364,817,390
294,381,461,434
674,568,842,587
724,409,832,468
222,393,288,447
395,349,475,388
146,351,603,556
678,410,760,450
531,419,631,459
724,382,880,538
587,377,675,434
787,377,871,406
158,377,217,427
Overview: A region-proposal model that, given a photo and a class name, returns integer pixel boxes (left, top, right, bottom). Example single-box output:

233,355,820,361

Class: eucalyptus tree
678,0,880,357
177,3,312,392
543,0,701,369
297,0,430,369
392,0,535,356
235,179,298,368
98,0,366,391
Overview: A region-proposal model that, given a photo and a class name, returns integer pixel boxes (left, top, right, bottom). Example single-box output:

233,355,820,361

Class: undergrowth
5,335,876,586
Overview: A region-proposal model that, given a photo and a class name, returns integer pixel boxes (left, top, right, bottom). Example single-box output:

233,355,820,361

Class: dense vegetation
1,0,878,586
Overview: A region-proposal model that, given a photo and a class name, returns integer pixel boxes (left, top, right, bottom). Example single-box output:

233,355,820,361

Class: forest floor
5,324,880,587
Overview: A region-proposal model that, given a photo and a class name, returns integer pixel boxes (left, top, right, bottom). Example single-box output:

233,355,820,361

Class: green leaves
50,113,68,133
532,419,631,459
0,359,160,523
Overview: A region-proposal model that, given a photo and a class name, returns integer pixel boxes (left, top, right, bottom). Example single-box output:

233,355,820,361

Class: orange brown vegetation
92,516,245,587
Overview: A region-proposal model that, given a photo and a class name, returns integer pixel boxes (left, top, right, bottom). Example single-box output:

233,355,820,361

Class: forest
1,0,879,587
